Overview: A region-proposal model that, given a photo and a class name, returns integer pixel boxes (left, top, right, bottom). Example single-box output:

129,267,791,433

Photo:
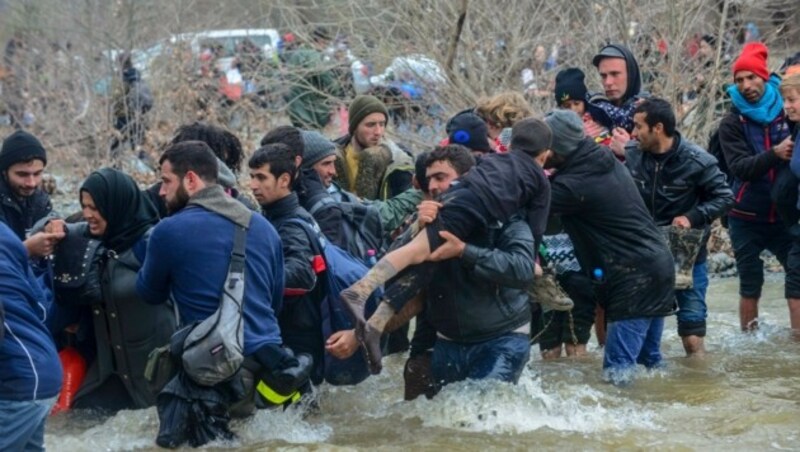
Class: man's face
698,40,714,59
5,160,44,198
560,99,586,116
312,155,337,188
783,87,800,123
734,70,766,104
249,164,289,206
598,57,628,103
425,160,460,197
159,161,190,214
354,112,386,148
632,112,659,152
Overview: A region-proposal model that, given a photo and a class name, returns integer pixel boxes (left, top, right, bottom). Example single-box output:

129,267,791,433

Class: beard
165,183,190,214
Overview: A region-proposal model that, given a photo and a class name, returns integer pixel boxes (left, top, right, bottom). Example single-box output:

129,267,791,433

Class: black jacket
0,178,52,241
718,108,792,223
426,216,535,343
261,193,324,382
70,225,177,410
550,139,675,321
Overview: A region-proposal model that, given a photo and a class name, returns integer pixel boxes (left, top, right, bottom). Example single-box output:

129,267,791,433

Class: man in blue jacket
137,142,310,426
0,222,62,451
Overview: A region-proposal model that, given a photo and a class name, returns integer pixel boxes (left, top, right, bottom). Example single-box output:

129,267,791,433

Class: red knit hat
733,42,770,80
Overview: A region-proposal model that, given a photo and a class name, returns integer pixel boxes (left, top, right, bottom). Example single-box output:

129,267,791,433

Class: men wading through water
625,98,733,356
543,109,675,385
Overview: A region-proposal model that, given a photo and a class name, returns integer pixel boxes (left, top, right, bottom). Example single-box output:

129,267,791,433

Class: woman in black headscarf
69,168,177,411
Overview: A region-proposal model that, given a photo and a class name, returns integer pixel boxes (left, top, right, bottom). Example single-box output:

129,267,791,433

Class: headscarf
80,167,159,252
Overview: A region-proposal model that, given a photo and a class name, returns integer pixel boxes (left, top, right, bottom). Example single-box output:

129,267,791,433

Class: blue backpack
287,219,381,386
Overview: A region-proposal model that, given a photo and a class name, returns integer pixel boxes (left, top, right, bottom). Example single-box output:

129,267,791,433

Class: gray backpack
180,226,247,386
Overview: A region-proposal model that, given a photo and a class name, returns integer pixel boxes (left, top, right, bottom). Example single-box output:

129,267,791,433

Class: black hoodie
589,44,646,132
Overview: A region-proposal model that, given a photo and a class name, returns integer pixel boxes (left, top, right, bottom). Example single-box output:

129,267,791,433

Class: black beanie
0,130,47,172
554,68,588,106
447,112,491,152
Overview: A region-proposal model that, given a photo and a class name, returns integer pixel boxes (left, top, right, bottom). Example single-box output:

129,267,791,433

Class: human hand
325,329,359,360
417,200,442,228
610,127,630,158
534,262,544,278
672,216,692,229
773,137,794,161
44,219,66,237
429,231,466,261
24,232,63,258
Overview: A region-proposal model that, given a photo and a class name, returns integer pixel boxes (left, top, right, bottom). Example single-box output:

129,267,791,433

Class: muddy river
45,276,799,450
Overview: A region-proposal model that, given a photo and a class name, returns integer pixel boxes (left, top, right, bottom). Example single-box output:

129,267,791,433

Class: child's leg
340,228,433,326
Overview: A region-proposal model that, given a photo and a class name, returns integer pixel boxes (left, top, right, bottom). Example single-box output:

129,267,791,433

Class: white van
134,29,281,76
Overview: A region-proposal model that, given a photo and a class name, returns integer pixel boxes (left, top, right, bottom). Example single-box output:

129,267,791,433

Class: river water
45,276,800,451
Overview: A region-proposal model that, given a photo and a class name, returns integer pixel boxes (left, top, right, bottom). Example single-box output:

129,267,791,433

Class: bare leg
565,343,587,357
341,230,433,374
739,296,759,332
681,335,706,356
541,345,562,360
595,306,606,347
788,298,800,340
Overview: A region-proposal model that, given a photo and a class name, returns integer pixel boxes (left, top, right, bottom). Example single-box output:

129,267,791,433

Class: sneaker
528,270,573,311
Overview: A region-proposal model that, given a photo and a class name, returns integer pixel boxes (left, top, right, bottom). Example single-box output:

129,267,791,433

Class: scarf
187,184,252,229
80,168,159,252
727,74,784,126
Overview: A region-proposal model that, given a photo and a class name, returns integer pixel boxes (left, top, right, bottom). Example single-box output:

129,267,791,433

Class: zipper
651,161,661,218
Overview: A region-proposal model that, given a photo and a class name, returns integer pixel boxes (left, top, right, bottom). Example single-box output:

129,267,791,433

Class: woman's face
81,191,107,237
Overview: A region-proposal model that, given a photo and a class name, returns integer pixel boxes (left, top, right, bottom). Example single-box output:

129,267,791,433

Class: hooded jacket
550,139,675,321
333,135,414,201
589,44,647,132
0,222,62,401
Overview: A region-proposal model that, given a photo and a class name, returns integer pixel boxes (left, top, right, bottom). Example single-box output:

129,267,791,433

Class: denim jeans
0,396,57,452
431,332,530,387
603,317,665,386
675,261,709,337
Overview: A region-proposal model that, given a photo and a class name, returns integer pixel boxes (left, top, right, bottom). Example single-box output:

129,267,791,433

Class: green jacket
284,48,341,129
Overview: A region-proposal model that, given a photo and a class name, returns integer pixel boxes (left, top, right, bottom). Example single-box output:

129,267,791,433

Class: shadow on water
46,277,800,450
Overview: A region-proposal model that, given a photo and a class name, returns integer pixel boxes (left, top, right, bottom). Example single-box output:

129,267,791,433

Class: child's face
783,87,800,123
559,100,585,116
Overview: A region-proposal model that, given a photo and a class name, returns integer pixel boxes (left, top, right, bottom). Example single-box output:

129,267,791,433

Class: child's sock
340,260,399,326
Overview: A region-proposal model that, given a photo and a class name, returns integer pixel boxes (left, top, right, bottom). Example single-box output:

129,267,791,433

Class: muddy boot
358,301,396,374
528,269,574,312
340,261,400,330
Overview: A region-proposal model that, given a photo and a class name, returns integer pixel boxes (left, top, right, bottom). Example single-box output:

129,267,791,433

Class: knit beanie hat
447,113,491,153
510,117,552,156
348,95,389,136
733,42,770,81
544,110,585,157
0,130,47,172
300,130,336,169
554,68,588,106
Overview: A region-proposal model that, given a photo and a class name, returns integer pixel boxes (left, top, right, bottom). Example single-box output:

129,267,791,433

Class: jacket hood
558,138,616,177
595,44,642,103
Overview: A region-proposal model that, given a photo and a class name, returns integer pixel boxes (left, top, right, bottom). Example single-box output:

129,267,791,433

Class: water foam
397,369,659,434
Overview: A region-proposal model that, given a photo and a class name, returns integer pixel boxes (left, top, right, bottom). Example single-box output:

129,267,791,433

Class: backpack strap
309,197,336,216
230,225,247,275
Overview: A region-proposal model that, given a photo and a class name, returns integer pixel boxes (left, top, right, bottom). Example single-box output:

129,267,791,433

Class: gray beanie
544,110,585,157
300,130,336,169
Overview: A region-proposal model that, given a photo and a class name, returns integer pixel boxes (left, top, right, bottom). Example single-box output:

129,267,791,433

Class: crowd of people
1,39,800,450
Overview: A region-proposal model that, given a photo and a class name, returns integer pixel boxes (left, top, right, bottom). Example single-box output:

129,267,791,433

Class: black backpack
708,127,733,187
308,197,385,266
